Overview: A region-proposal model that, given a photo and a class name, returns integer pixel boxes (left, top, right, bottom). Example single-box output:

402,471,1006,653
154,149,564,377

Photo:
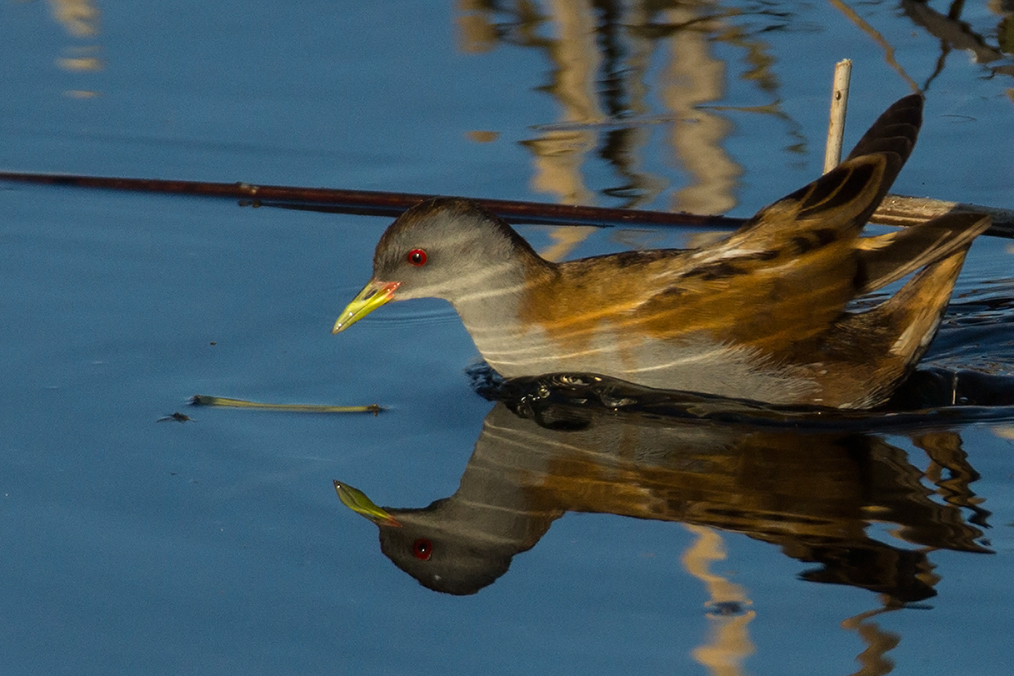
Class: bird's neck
448,257,557,364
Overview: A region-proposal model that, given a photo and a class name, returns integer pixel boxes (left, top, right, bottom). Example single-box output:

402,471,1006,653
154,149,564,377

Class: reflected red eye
407,249,427,266
412,538,433,560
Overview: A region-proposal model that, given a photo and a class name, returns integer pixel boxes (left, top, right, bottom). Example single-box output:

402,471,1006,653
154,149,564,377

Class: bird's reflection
336,374,995,600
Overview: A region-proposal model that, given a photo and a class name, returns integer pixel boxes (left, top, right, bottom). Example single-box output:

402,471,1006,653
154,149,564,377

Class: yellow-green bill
333,280,400,334
334,480,401,527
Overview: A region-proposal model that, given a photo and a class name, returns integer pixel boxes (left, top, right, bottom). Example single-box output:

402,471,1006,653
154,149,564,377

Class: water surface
2,1,1014,674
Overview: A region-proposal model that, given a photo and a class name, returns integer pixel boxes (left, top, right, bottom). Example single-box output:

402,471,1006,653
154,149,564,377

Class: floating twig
2,168,1012,237
190,394,383,415
0,170,738,229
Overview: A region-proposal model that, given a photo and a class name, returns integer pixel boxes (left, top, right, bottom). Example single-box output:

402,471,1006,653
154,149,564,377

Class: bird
333,94,990,409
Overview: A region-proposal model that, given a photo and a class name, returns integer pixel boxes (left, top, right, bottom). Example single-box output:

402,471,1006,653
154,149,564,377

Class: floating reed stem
190,394,383,414
824,59,853,173
2,159,1012,238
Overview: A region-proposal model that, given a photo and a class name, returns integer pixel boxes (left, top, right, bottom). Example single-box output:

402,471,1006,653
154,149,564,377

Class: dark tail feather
821,94,925,226
844,94,923,166
742,95,926,238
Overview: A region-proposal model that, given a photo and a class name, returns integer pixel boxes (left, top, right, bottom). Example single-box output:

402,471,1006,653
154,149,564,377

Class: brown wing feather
858,212,990,293
520,95,933,361
629,94,927,352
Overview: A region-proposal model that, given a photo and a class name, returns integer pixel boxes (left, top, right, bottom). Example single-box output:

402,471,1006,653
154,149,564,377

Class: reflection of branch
712,23,810,158
900,0,1014,86
902,0,1004,65
841,605,902,676
659,4,739,215
827,0,920,93
914,430,992,528
48,0,100,38
683,525,755,676
703,102,808,158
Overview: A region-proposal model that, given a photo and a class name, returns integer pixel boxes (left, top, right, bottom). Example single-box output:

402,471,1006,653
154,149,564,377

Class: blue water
3,2,1014,674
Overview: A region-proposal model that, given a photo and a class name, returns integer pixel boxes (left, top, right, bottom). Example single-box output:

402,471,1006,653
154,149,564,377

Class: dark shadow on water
338,367,1007,599
469,363,1014,430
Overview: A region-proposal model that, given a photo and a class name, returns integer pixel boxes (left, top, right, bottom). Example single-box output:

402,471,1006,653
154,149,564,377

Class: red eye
407,249,427,266
412,538,433,561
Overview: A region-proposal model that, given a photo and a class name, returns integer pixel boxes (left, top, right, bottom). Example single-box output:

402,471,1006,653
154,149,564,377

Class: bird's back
502,94,989,407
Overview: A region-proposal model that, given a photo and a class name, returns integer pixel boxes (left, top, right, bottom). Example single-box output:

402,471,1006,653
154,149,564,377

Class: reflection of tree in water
27,0,105,96
456,1,1014,219
458,0,813,214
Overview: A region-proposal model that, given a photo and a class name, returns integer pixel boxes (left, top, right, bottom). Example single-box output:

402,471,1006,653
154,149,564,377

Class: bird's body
335,94,989,408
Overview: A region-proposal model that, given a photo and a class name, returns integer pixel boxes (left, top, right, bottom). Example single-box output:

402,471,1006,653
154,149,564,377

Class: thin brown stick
874,195,1014,236
1,169,1012,237
0,170,739,229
